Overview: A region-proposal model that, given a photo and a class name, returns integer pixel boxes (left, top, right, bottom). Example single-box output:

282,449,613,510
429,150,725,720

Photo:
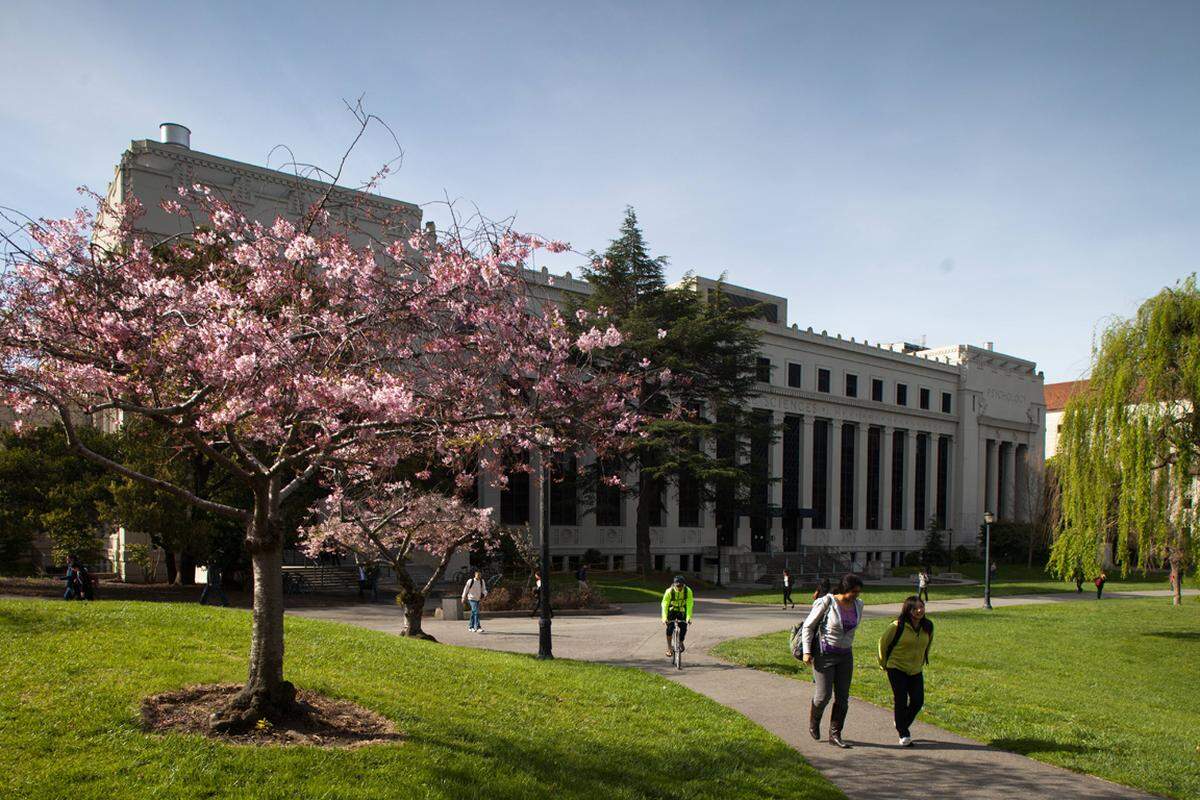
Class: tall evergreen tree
574,207,767,574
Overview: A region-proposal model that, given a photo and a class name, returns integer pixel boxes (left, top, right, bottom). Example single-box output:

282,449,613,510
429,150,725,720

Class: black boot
829,704,850,748
808,704,822,740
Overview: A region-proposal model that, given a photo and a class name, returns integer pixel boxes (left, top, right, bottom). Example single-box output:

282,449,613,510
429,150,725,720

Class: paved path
293,589,1191,800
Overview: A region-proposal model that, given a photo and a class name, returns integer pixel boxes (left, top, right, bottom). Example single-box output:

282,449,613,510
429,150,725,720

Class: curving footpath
293,589,1192,800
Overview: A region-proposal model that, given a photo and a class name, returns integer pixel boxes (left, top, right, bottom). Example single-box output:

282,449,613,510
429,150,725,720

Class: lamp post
982,511,995,610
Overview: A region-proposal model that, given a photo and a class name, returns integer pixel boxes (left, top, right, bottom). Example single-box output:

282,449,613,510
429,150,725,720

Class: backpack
789,596,832,661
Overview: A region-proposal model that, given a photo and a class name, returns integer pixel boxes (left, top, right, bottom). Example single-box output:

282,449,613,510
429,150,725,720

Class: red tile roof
1044,380,1089,411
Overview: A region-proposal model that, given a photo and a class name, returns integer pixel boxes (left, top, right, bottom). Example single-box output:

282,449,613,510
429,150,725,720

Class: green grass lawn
0,599,842,800
731,563,1173,606
712,597,1200,799
549,570,714,604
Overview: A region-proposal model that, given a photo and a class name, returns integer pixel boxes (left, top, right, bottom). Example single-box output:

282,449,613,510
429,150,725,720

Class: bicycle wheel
673,626,682,670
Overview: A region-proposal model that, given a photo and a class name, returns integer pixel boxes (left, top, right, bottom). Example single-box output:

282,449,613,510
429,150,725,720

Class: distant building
1043,379,1089,458
107,123,1047,582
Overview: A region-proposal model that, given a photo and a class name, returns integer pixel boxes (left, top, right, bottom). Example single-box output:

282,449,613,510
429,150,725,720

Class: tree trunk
1170,557,1182,607
400,592,435,640
179,551,196,585
635,469,653,575
209,513,294,733
164,550,178,585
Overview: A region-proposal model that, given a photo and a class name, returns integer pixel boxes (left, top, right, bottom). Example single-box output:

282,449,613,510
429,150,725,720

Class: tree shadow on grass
989,737,1098,756
1142,630,1200,641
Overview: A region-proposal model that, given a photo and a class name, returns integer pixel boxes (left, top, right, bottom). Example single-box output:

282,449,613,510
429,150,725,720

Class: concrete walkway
292,589,1190,800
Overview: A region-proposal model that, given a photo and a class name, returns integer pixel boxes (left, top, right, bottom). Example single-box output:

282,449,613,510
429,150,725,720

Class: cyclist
661,575,694,659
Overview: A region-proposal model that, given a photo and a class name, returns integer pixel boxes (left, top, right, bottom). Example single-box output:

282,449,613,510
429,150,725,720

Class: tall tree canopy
573,207,764,573
1051,276,1200,604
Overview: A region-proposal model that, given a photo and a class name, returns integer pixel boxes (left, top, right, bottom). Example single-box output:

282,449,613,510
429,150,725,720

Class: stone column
985,438,999,516
854,423,868,532
881,425,894,531
829,419,843,530
801,417,815,540
1002,441,1016,522
905,429,918,533
923,433,935,531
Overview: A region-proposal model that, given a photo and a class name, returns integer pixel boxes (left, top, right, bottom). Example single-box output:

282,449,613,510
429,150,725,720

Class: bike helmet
672,575,685,585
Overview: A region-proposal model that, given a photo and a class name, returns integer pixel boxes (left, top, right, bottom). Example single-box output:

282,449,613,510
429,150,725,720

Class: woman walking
878,596,934,746
461,569,488,633
917,567,930,603
1094,570,1107,599
801,573,864,748
782,569,795,609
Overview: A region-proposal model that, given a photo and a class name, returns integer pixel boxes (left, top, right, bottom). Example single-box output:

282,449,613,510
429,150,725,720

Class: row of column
983,438,1031,522
771,414,954,536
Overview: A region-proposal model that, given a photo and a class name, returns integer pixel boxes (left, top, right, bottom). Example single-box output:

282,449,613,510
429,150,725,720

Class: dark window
612,554,624,571
914,434,928,529
596,459,622,527
716,408,738,546
500,455,530,525
890,432,905,530
750,409,772,552
677,470,701,527
872,379,884,402
811,420,829,529
896,383,908,406
866,427,881,529
782,415,800,551
787,363,803,388
942,392,952,414
845,374,858,398
549,453,577,526
679,554,690,572
647,474,664,527
839,423,856,529
756,357,772,383
694,552,703,572
936,435,949,527
654,554,665,571
818,368,831,393
919,388,931,410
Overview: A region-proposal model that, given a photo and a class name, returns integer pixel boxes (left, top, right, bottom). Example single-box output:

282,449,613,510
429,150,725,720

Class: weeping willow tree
1051,277,1200,605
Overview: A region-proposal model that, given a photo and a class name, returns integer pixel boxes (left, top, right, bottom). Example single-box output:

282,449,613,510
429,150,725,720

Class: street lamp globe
983,511,995,525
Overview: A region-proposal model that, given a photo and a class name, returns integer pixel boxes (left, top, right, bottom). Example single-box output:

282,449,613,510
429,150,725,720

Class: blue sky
3,1,1198,383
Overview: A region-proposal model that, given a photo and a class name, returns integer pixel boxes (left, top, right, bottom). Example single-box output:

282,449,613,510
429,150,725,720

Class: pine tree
573,208,766,574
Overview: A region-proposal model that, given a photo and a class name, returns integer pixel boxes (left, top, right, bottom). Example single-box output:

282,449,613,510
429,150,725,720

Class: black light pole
537,454,554,659
982,511,994,610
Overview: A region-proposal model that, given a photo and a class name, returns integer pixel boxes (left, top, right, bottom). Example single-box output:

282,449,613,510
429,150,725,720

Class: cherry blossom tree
300,478,497,640
0,176,651,729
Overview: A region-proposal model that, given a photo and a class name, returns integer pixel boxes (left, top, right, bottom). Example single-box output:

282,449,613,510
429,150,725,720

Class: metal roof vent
159,122,191,149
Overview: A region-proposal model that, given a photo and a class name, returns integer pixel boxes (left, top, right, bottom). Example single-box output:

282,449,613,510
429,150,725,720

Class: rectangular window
845,373,858,398
890,431,905,530
756,357,771,383
896,383,908,406
866,427,881,530
595,459,622,527
782,415,801,552
812,420,829,529
787,362,803,388
919,388,931,410
872,378,884,402
500,454,530,525
839,423,856,529
549,453,578,526
677,470,701,527
679,554,690,572
654,554,665,572
750,409,772,553
936,435,949,527
914,434,928,529
694,552,703,572
716,407,738,546
818,368,831,393
612,554,624,571
942,392,952,414
551,555,564,572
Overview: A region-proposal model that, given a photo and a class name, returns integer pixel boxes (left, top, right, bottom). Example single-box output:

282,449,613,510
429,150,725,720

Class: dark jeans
200,585,229,606
811,651,853,731
783,586,793,606
918,586,929,602
886,668,925,738
1096,584,1105,599
666,611,688,644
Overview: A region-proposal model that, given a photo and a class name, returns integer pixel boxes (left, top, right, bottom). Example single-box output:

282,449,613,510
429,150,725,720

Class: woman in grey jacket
801,573,865,748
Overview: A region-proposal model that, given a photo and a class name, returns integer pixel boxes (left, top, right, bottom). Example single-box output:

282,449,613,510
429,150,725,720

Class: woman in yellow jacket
877,596,934,747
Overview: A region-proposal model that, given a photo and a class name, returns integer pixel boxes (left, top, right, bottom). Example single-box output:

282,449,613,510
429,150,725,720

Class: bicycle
668,617,690,671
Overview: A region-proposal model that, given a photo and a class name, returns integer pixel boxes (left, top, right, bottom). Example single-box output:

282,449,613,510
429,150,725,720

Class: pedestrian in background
917,567,930,603
199,562,230,607
782,569,795,609
462,569,488,632
1095,571,1107,599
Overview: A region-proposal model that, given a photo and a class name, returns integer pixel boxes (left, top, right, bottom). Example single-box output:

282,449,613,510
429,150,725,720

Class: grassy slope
0,599,842,800
730,564,1172,606
712,597,1200,799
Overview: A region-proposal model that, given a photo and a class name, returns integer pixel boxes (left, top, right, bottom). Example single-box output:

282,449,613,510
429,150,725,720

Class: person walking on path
661,575,694,659
989,560,999,583
576,562,589,591
462,569,488,632
782,569,795,609
199,562,230,607
878,596,934,747
62,555,82,600
801,573,865,749
530,570,544,618
812,576,831,602
917,567,930,603
1094,571,1107,599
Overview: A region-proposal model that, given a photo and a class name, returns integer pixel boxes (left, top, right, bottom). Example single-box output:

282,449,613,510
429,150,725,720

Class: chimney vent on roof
159,122,191,149
985,341,994,351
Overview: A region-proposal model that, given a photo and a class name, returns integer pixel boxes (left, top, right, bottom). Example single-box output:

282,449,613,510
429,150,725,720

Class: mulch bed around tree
140,684,403,748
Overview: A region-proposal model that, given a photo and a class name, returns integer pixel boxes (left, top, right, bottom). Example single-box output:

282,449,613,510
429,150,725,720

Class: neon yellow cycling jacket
661,585,693,622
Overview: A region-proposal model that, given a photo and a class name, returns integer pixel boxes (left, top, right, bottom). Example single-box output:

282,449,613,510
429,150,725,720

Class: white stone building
108,124,1047,582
